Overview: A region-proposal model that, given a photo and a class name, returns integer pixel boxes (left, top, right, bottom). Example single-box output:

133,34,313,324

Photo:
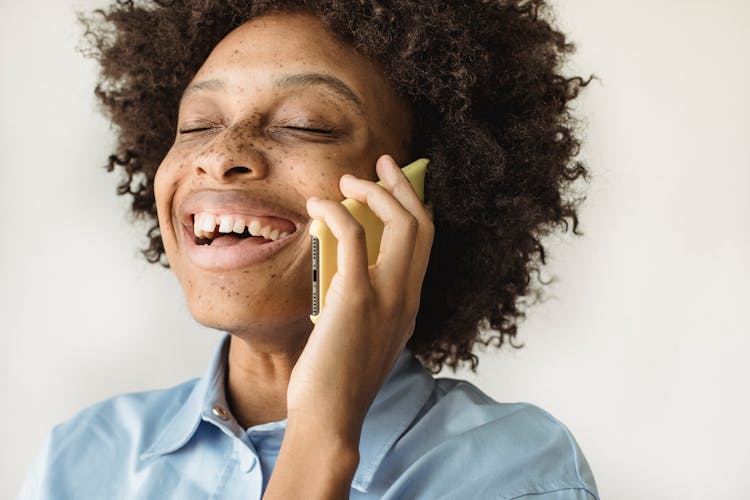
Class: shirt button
212,405,230,420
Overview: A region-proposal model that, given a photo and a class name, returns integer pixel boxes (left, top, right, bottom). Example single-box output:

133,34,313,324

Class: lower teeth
198,235,273,246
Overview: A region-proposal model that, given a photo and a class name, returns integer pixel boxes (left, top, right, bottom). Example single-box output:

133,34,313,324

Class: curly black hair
78,0,593,374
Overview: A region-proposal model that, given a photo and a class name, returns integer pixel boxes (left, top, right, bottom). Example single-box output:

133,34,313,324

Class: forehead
190,11,390,113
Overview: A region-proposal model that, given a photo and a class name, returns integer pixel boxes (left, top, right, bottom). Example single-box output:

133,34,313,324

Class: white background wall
1,1,748,498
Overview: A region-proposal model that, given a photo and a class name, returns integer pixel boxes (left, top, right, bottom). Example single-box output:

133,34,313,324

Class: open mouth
191,211,297,247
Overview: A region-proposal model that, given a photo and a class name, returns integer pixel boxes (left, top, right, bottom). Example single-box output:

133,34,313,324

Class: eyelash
287,126,334,135
178,126,334,135
178,127,212,134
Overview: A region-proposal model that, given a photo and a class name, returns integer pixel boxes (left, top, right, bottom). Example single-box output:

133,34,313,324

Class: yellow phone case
309,158,429,324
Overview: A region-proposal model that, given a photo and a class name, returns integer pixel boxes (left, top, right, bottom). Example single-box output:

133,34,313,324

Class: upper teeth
193,212,291,242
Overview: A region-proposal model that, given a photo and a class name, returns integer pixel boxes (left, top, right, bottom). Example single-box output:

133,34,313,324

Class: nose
193,126,268,182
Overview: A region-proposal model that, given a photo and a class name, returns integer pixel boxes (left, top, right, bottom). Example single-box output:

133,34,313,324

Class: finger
338,174,418,292
376,155,433,228
374,155,435,294
306,197,370,285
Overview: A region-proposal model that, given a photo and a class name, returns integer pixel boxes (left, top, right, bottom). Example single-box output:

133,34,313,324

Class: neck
225,320,311,429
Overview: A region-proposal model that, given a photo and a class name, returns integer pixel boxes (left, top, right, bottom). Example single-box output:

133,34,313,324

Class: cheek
153,166,167,214
298,170,338,198
153,153,190,272
290,153,376,200
154,153,188,220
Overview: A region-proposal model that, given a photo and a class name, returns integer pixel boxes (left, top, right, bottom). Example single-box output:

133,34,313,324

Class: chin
185,287,312,335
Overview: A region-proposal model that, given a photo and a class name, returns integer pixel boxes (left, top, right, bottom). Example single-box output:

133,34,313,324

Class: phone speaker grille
311,235,320,316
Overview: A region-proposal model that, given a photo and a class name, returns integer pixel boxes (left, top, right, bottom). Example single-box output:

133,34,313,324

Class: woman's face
154,10,413,338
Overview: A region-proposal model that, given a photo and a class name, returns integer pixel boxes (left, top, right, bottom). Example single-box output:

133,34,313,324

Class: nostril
227,166,251,175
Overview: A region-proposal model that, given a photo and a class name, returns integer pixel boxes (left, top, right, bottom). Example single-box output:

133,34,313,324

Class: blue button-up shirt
19,334,598,499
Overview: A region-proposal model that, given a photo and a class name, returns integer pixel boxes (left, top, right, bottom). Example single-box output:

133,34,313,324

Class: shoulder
18,379,199,500
377,377,599,500
51,378,197,453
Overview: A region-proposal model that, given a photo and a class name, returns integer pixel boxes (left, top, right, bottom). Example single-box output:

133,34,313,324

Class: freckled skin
154,11,413,349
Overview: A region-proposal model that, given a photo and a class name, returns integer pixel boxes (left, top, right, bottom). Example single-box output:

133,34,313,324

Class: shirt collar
140,333,436,493
139,334,232,460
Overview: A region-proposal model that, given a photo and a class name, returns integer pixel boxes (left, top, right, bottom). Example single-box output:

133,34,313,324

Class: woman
20,1,597,498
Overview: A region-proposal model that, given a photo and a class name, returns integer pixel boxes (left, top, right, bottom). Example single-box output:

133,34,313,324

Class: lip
180,222,304,270
179,189,306,229
176,189,308,271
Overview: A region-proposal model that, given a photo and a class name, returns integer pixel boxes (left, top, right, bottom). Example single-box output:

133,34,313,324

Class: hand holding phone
309,158,429,323
280,155,434,492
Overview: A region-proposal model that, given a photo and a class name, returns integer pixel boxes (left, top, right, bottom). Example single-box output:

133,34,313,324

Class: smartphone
309,158,430,324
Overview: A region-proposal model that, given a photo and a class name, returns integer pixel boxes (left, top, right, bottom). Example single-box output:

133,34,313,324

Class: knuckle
423,218,435,237
402,213,419,236
392,179,412,197
349,288,373,309
405,295,421,316
343,223,366,242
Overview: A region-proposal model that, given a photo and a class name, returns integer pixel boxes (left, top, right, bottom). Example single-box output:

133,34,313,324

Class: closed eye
178,118,222,134
179,127,214,134
286,126,334,134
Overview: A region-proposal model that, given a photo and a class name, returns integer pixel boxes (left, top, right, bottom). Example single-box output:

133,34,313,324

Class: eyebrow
275,73,365,115
181,78,226,98
180,72,365,115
